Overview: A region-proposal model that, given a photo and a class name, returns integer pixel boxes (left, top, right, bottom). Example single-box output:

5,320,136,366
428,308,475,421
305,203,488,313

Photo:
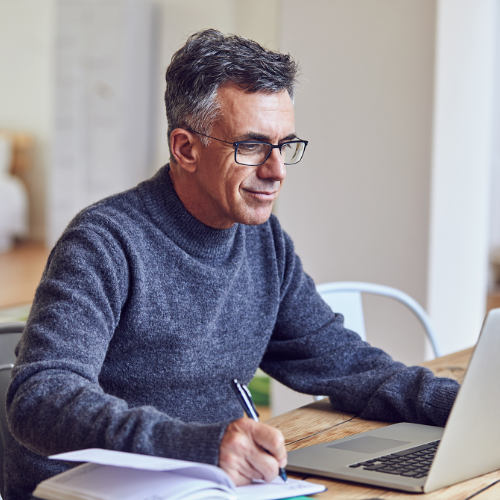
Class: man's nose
257,148,286,182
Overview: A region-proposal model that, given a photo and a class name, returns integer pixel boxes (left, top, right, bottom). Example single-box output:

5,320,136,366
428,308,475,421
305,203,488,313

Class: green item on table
248,368,270,406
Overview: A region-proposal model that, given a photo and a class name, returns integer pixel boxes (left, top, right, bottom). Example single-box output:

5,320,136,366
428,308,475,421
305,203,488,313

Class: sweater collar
139,165,239,260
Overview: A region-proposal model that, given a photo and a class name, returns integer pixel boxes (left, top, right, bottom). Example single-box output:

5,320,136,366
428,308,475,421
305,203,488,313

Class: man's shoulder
55,171,165,256
68,185,144,233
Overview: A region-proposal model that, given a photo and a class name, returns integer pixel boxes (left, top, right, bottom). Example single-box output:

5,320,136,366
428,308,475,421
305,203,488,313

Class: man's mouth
242,189,278,200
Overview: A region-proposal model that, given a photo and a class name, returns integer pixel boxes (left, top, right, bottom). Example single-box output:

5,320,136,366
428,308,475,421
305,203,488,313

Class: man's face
193,84,296,228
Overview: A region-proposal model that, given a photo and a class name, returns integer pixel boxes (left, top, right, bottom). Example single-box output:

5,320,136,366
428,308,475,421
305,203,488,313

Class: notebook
286,307,500,493
32,448,326,500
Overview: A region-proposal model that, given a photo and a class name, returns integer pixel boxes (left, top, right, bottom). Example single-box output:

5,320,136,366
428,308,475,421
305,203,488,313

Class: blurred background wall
0,0,55,242
279,0,437,367
0,0,499,373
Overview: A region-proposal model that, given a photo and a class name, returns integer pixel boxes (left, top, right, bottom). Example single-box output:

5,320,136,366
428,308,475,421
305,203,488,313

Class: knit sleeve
6,221,228,465
260,229,459,427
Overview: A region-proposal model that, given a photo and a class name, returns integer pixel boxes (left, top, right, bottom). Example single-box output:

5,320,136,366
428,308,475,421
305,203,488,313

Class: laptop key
347,439,440,477
363,464,387,471
392,443,437,456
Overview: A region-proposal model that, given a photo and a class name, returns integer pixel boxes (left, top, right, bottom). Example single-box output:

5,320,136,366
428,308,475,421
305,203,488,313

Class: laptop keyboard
348,440,440,479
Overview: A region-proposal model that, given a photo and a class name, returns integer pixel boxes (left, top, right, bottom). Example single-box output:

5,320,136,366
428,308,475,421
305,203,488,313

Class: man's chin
237,208,274,226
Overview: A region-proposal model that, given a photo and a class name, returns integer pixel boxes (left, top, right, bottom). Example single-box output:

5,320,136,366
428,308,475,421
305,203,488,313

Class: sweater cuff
424,380,460,427
152,419,233,466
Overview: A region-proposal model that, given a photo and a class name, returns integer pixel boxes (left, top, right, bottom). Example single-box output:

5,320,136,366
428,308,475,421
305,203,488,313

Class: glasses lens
236,142,272,166
283,141,306,165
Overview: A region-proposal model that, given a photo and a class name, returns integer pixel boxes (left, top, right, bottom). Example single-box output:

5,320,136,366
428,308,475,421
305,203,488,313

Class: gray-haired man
5,29,459,499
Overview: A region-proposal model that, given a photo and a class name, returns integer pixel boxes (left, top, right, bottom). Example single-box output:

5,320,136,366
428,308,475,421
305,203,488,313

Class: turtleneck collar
138,164,240,261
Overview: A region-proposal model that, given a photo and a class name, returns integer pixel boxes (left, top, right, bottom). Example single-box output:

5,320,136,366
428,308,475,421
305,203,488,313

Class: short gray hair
164,29,299,152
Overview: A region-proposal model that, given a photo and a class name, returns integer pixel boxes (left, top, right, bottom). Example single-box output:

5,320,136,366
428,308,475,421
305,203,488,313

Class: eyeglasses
187,129,308,166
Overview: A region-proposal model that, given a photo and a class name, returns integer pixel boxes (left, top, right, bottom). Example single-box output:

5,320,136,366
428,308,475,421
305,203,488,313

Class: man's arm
7,219,286,486
260,227,459,427
7,224,228,466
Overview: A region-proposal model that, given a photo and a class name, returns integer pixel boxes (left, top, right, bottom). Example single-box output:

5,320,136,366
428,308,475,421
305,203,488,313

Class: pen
231,378,288,483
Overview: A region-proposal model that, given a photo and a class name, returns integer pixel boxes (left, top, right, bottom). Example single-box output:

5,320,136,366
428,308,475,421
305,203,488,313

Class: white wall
0,0,281,242
489,1,500,285
47,0,157,247
0,0,56,241
427,0,499,354
428,0,499,353
278,0,437,365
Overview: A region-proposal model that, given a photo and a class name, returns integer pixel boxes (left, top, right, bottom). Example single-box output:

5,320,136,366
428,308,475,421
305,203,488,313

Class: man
5,29,459,499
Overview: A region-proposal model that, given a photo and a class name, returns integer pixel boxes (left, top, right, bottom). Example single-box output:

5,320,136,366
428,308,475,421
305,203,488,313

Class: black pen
231,378,288,483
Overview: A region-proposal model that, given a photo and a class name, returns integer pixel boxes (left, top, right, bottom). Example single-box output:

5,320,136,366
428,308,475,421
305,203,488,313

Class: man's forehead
216,84,295,139
217,83,292,107
232,131,298,142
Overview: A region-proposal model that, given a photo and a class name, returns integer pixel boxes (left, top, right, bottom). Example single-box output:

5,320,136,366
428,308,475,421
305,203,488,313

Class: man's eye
238,143,265,154
281,142,293,151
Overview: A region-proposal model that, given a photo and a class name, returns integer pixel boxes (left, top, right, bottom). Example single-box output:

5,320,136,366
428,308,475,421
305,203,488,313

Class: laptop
286,308,500,493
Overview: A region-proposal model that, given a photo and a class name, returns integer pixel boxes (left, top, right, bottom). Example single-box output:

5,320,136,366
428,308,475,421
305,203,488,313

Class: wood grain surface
0,242,49,309
267,347,500,499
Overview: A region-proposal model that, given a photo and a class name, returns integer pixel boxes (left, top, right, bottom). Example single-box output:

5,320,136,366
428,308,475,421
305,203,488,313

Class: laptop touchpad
327,436,410,454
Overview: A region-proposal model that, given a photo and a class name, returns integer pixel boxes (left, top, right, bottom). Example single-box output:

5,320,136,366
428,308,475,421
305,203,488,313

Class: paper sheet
237,477,326,500
50,449,326,500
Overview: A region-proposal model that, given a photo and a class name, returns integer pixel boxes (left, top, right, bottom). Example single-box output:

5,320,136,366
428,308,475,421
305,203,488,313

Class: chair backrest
316,282,441,358
0,322,24,499
317,286,366,340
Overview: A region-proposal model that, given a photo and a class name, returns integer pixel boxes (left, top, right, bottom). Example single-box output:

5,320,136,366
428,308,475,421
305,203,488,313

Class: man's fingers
219,446,263,486
247,445,280,482
251,420,287,465
218,418,287,485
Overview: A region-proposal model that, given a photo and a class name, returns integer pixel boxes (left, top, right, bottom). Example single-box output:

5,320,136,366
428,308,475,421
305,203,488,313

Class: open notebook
33,449,326,500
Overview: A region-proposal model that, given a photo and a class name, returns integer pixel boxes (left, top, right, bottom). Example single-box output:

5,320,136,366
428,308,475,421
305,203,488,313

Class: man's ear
170,129,199,173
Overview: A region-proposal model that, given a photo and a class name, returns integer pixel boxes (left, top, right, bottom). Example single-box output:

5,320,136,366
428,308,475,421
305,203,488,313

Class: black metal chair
0,321,25,498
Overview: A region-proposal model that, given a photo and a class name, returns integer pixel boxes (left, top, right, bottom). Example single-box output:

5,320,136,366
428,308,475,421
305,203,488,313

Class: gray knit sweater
5,165,459,499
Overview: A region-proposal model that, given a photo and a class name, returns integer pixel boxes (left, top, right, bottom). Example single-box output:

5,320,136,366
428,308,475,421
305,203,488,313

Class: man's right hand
218,418,287,486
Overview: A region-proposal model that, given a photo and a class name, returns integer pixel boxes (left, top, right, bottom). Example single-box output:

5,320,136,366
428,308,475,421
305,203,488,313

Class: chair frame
317,282,441,358
0,322,25,335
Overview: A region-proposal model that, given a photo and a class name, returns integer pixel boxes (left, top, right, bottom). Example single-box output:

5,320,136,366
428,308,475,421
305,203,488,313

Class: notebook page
236,477,326,500
50,449,234,488
48,449,326,500
34,463,236,500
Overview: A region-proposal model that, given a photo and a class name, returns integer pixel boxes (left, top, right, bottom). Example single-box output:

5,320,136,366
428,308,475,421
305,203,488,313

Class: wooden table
0,242,49,309
267,348,500,499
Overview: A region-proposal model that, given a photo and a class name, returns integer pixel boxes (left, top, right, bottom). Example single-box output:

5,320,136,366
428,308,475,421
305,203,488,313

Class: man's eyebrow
235,132,298,143
280,133,299,142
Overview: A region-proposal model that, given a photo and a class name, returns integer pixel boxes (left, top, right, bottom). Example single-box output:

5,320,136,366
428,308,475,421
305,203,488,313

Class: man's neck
168,163,235,230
